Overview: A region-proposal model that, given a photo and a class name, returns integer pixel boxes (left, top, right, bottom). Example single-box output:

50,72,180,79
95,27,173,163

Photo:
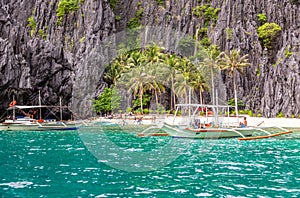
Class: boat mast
39,90,42,120
188,87,191,122
60,97,63,121
215,90,219,125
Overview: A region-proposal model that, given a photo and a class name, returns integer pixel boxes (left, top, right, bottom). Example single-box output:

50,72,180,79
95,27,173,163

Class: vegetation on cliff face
257,13,267,25
192,4,221,26
27,15,37,37
258,22,282,49
127,8,144,29
109,0,120,10
56,0,84,25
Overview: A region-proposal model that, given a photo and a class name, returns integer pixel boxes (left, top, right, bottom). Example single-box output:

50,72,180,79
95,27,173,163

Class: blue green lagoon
0,128,299,197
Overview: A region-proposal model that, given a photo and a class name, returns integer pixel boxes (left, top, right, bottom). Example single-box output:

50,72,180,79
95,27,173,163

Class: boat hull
0,123,79,131
162,124,254,139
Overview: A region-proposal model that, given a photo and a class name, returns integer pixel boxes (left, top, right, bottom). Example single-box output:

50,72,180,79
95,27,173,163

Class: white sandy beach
97,114,300,128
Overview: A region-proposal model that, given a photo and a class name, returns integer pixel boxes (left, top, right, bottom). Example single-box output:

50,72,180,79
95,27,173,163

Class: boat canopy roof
175,103,235,108
7,105,69,110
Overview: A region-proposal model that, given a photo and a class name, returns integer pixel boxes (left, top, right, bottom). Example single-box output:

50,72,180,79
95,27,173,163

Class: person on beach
240,117,247,127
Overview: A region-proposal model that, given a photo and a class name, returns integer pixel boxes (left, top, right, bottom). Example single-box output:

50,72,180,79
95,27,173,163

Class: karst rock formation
0,0,300,118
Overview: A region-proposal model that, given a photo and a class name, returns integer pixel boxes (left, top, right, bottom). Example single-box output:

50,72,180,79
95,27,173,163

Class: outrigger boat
163,103,255,139
162,103,293,139
0,105,80,131
0,94,80,131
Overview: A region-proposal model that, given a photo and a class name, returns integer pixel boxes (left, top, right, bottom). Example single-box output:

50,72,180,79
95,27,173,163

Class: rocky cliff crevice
0,0,115,117
0,0,300,118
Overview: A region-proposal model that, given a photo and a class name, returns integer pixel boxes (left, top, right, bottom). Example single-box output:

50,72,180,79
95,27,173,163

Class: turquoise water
0,129,299,197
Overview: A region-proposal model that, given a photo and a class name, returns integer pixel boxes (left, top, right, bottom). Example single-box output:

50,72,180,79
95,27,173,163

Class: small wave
195,193,213,197
0,181,33,189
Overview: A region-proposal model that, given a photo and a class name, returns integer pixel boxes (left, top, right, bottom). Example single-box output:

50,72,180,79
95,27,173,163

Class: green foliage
132,93,150,109
291,114,295,118
197,27,208,39
178,36,195,56
27,15,36,37
257,22,282,49
115,15,121,21
225,27,233,40
284,45,293,58
157,0,164,6
79,36,86,43
126,107,133,113
257,13,267,24
109,0,119,10
92,87,121,114
127,8,144,29
256,67,260,77
192,4,220,26
105,45,208,113
143,109,149,114
199,37,212,48
276,112,284,118
56,0,82,26
247,110,253,117
155,104,165,114
38,29,47,40
227,98,245,108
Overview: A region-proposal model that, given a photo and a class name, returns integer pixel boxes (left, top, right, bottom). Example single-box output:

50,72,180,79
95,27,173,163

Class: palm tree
174,71,191,104
145,44,163,64
164,54,179,109
122,66,153,113
143,64,166,106
190,72,209,105
218,49,251,118
127,50,146,68
200,45,221,105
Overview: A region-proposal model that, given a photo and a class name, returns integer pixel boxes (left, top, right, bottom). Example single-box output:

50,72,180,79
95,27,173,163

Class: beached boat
162,102,294,140
162,123,255,139
0,94,80,131
162,103,258,139
0,107,80,131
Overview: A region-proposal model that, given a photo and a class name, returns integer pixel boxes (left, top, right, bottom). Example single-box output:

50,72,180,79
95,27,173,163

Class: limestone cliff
0,0,300,118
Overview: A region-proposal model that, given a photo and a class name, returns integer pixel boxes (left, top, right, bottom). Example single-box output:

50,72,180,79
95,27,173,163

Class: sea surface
0,126,299,197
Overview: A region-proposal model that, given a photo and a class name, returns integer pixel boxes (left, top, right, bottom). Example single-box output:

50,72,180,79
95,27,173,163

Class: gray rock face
0,0,115,118
0,0,300,118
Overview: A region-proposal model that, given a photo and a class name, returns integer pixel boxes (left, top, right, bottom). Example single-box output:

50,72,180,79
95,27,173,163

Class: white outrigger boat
163,103,255,139
0,94,80,131
0,105,80,131
162,103,293,139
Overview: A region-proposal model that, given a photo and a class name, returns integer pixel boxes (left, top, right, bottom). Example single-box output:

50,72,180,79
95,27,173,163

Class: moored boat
162,123,255,139
163,103,261,139
0,94,80,131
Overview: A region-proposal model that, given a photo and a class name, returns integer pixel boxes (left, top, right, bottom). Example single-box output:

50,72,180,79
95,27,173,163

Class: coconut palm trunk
210,66,215,105
199,91,203,105
139,85,143,113
233,73,239,120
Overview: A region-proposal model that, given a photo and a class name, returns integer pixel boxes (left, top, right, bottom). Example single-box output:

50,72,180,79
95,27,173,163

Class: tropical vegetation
92,44,215,114
218,49,251,118
257,22,282,49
